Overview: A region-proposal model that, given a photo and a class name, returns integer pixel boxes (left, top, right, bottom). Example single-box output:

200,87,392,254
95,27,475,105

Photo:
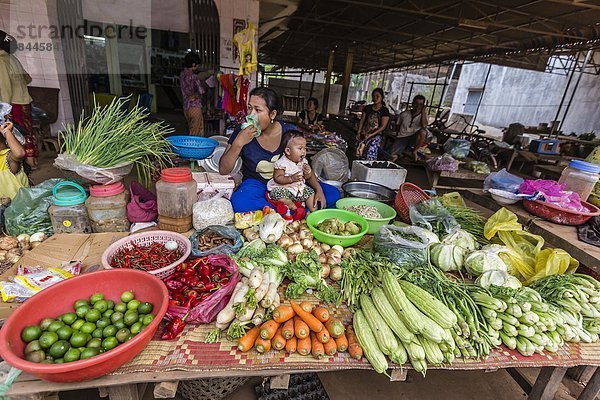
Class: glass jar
48,182,92,234
85,182,130,233
558,160,600,202
156,168,197,232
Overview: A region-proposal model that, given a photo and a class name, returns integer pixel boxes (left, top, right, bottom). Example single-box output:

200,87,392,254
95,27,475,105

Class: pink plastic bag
519,179,588,212
165,254,241,324
127,181,158,222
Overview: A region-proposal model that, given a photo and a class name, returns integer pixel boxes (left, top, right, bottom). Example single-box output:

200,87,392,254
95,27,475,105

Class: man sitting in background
390,95,428,162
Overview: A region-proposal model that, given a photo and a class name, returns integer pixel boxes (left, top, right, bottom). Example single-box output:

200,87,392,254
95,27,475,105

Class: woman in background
356,88,390,161
180,51,205,136
297,97,323,128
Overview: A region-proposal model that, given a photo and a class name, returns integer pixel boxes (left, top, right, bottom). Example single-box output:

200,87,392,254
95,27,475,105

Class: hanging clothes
219,74,250,123
233,23,257,76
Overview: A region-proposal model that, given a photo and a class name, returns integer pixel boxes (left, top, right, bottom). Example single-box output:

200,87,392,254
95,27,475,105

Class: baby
267,130,317,211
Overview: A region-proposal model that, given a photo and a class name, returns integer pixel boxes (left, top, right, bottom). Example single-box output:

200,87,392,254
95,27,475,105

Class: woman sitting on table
297,97,323,129
219,87,340,213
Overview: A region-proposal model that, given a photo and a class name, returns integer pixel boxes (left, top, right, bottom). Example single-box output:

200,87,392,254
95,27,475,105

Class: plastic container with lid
85,182,131,233
49,181,92,234
156,168,197,232
559,160,600,201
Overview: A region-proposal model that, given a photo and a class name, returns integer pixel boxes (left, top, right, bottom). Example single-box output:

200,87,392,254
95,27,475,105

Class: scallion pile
61,96,174,185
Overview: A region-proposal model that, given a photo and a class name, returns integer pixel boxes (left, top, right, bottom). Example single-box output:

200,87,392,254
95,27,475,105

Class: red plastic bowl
523,199,600,226
0,270,168,382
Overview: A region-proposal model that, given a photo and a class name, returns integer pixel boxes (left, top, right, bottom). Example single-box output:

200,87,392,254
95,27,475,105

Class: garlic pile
0,232,47,264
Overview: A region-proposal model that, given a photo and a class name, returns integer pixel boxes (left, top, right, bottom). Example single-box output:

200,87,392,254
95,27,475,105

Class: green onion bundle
61,96,174,185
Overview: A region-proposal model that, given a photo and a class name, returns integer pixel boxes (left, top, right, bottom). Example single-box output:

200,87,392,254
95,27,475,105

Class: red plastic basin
0,269,168,382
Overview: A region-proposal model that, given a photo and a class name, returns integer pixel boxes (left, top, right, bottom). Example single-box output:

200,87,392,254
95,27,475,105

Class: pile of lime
20,291,155,364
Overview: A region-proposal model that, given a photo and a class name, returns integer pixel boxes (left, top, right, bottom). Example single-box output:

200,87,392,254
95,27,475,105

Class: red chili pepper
172,292,186,304
165,280,185,292
183,268,195,277
184,291,198,308
169,299,181,306
199,264,211,278
161,311,189,340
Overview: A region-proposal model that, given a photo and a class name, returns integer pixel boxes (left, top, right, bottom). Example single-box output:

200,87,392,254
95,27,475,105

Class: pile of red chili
110,242,183,271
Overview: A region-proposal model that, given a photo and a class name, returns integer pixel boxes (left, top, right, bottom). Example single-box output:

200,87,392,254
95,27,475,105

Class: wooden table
425,165,488,191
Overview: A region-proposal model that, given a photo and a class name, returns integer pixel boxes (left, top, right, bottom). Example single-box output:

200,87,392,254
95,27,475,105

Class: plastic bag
519,179,587,212
54,153,133,185
4,178,62,236
311,148,349,182
443,139,471,159
465,160,491,174
127,181,157,223
409,198,459,237
165,254,241,323
426,154,458,172
483,168,524,193
241,113,261,137
484,208,578,284
192,194,234,230
373,225,433,269
189,225,243,258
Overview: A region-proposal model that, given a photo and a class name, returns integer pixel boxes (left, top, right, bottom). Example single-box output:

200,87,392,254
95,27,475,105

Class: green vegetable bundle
61,96,174,185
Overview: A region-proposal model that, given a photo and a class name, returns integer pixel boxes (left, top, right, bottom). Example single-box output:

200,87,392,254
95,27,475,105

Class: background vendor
297,97,323,129
356,88,390,161
219,87,340,213
390,94,428,162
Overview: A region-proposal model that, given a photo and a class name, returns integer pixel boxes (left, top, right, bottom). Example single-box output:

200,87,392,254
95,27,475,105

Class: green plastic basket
306,209,368,247
335,198,397,234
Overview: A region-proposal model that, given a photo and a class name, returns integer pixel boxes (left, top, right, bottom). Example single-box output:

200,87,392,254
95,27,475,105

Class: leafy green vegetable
283,251,340,305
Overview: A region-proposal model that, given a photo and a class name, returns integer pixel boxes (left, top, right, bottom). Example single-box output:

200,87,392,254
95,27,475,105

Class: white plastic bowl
489,189,520,206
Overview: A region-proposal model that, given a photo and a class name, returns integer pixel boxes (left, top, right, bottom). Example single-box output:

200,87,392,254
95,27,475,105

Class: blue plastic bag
189,225,243,258
483,168,524,194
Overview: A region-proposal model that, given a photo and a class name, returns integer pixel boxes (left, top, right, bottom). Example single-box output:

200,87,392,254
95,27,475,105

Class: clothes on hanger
233,23,257,76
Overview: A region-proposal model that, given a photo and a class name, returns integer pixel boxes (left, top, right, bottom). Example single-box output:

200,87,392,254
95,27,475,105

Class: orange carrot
300,301,313,313
290,301,324,332
325,318,345,338
324,337,337,356
282,318,295,340
285,336,297,354
271,327,286,351
238,326,261,352
294,316,309,339
346,325,363,360
259,320,280,340
255,336,272,353
335,333,349,352
312,306,330,323
272,305,295,323
316,329,330,344
311,333,325,359
297,336,311,356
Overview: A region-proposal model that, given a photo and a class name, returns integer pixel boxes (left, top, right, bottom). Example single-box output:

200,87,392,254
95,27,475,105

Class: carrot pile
237,300,362,360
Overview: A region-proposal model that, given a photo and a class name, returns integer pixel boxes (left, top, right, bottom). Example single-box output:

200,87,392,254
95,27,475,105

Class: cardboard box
192,172,236,200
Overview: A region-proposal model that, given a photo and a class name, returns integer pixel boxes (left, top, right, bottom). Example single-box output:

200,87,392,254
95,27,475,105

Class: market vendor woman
219,87,340,213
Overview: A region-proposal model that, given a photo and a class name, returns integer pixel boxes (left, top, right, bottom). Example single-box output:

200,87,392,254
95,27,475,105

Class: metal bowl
342,181,397,204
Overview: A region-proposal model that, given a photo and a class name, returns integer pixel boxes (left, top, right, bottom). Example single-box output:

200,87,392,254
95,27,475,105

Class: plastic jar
49,182,92,234
156,168,197,232
558,160,600,201
85,182,131,233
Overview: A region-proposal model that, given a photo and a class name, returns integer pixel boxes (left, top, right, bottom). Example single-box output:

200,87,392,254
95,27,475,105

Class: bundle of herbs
60,96,174,185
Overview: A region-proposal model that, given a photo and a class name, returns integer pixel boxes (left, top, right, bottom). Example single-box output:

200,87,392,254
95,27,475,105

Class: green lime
21,325,42,343
93,300,108,313
142,314,155,326
114,302,127,313
120,291,134,303
115,328,130,343
92,328,103,339
77,347,86,353
47,321,64,333
96,317,111,329
56,326,74,341
85,309,101,323
126,300,141,311
130,322,143,335
69,332,88,348
138,302,153,314
60,312,78,326
54,358,65,364
110,312,124,324
89,293,104,305
138,314,145,323
101,336,118,351
124,311,138,326
48,340,70,358
106,300,115,310
87,338,102,349
71,319,85,331
114,319,126,330
25,340,42,354
39,332,59,349
76,305,91,319
102,325,117,338
40,359,54,364
80,322,96,334
73,299,89,310
80,347,100,360
25,350,45,363
63,347,81,362
39,318,55,331
103,309,114,319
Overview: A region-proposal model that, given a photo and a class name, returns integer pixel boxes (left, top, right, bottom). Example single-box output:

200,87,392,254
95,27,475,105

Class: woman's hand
0,121,13,138
233,125,257,148
311,188,326,210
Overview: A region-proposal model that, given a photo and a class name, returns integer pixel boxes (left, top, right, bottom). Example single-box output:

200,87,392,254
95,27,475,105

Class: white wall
215,0,259,72
451,62,600,134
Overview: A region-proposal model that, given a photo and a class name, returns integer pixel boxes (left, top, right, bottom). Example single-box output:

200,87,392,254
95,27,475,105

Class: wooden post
322,49,335,116
339,48,354,113
578,367,600,400
528,367,568,400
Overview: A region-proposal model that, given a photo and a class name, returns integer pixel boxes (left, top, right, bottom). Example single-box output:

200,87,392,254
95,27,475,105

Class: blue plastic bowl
167,136,219,160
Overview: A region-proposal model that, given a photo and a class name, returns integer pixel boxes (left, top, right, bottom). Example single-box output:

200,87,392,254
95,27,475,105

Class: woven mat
111,297,600,376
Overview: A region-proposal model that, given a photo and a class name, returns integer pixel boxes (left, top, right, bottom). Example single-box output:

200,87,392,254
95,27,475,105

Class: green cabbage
464,250,508,277
442,229,478,252
429,242,466,272
475,269,522,289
